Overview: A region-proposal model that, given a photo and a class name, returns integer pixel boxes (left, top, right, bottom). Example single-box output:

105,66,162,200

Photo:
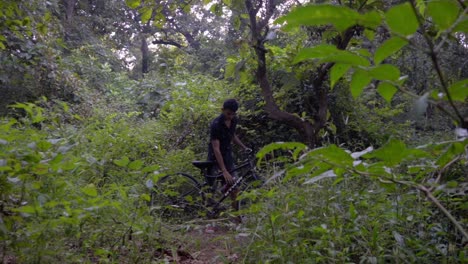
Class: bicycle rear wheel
151,173,205,221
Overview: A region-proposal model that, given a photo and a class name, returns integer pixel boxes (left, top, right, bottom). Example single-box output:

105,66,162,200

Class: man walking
207,99,250,211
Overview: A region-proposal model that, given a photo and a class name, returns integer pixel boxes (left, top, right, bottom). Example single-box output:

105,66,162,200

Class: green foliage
244,136,467,262
276,4,381,32
385,3,419,36
293,45,370,66
330,64,351,89
377,82,398,103
350,69,372,98
427,0,460,31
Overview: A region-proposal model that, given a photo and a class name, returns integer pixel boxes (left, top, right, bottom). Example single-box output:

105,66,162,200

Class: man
207,99,250,211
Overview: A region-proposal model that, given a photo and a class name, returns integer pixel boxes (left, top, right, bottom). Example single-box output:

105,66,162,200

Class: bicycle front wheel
151,173,204,221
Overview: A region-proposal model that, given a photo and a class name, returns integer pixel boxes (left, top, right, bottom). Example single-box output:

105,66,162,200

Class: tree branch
409,0,466,128
152,39,183,48
245,0,316,146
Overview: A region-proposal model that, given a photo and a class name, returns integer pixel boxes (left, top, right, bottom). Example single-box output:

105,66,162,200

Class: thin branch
429,156,462,191
379,177,468,241
418,185,468,241
409,0,466,128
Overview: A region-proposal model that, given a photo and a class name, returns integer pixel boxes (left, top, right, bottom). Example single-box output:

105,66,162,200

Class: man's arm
212,139,234,184
233,135,249,151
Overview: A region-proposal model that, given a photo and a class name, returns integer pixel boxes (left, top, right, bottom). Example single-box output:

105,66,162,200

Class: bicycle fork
209,175,244,214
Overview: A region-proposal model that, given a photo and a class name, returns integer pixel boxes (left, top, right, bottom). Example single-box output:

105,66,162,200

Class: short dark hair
223,99,239,112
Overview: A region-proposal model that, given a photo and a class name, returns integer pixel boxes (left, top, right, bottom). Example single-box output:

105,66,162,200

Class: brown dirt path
161,219,251,264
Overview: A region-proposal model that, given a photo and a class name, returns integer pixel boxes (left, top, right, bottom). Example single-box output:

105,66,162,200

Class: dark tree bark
141,35,149,75
63,0,77,22
244,0,358,147
245,0,317,147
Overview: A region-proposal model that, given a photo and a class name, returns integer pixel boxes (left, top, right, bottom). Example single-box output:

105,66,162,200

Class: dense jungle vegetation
0,0,467,263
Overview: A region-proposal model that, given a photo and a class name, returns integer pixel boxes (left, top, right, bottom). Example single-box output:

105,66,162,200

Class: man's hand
223,170,234,185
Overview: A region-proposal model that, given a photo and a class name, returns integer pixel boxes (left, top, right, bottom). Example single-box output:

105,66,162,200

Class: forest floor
162,218,250,263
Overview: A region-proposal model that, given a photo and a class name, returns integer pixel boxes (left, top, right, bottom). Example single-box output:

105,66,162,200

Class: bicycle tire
151,173,205,221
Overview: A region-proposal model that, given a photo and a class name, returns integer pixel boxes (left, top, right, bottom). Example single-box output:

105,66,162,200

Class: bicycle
150,151,263,221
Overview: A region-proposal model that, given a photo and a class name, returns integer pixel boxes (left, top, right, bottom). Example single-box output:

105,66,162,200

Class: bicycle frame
202,158,260,213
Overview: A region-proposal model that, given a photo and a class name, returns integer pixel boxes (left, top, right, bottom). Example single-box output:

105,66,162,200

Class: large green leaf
330,64,351,88
125,0,141,9
427,0,460,31
294,45,369,66
447,79,468,102
364,138,428,166
369,64,400,81
307,144,354,167
385,2,419,36
256,142,307,162
140,7,153,24
374,37,408,64
276,5,359,31
350,69,371,98
453,18,468,33
436,140,468,166
377,82,398,103
358,10,382,29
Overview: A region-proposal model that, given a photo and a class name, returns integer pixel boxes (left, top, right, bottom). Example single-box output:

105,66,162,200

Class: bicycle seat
192,161,215,170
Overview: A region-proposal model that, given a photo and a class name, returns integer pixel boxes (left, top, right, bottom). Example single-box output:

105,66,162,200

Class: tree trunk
244,0,358,147
141,35,149,76
245,0,317,147
63,0,77,22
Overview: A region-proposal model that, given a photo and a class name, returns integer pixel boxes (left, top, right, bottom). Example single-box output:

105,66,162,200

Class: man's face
222,108,237,121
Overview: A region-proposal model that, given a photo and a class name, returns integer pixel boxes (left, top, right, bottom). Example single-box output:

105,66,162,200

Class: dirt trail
163,220,250,264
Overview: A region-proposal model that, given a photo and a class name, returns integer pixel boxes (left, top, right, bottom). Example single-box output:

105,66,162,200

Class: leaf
82,184,98,197
350,69,371,98
436,141,467,166
307,144,354,167
140,193,151,201
377,82,398,103
140,7,153,24
358,10,382,29
385,2,419,36
128,160,144,170
276,5,359,31
447,79,468,102
125,0,141,9
374,37,408,64
427,0,460,31
330,64,351,88
114,156,130,167
294,45,369,66
256,142,307,162
303,170,336,184
142,164,160,173
15,205,42,214
369,64,400,81
364,138,428,166
453,18,468,33
349,203,357,220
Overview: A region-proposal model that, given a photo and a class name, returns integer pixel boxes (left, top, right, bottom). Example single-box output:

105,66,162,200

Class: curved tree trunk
244,0,358,147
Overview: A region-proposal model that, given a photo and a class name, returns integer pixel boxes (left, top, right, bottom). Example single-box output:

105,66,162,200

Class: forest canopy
0,0,467,262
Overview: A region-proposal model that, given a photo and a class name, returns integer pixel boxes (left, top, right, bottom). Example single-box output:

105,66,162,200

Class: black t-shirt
207,113,237,169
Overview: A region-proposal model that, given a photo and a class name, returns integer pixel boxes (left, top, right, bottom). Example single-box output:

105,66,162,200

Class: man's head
222,99,238,121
